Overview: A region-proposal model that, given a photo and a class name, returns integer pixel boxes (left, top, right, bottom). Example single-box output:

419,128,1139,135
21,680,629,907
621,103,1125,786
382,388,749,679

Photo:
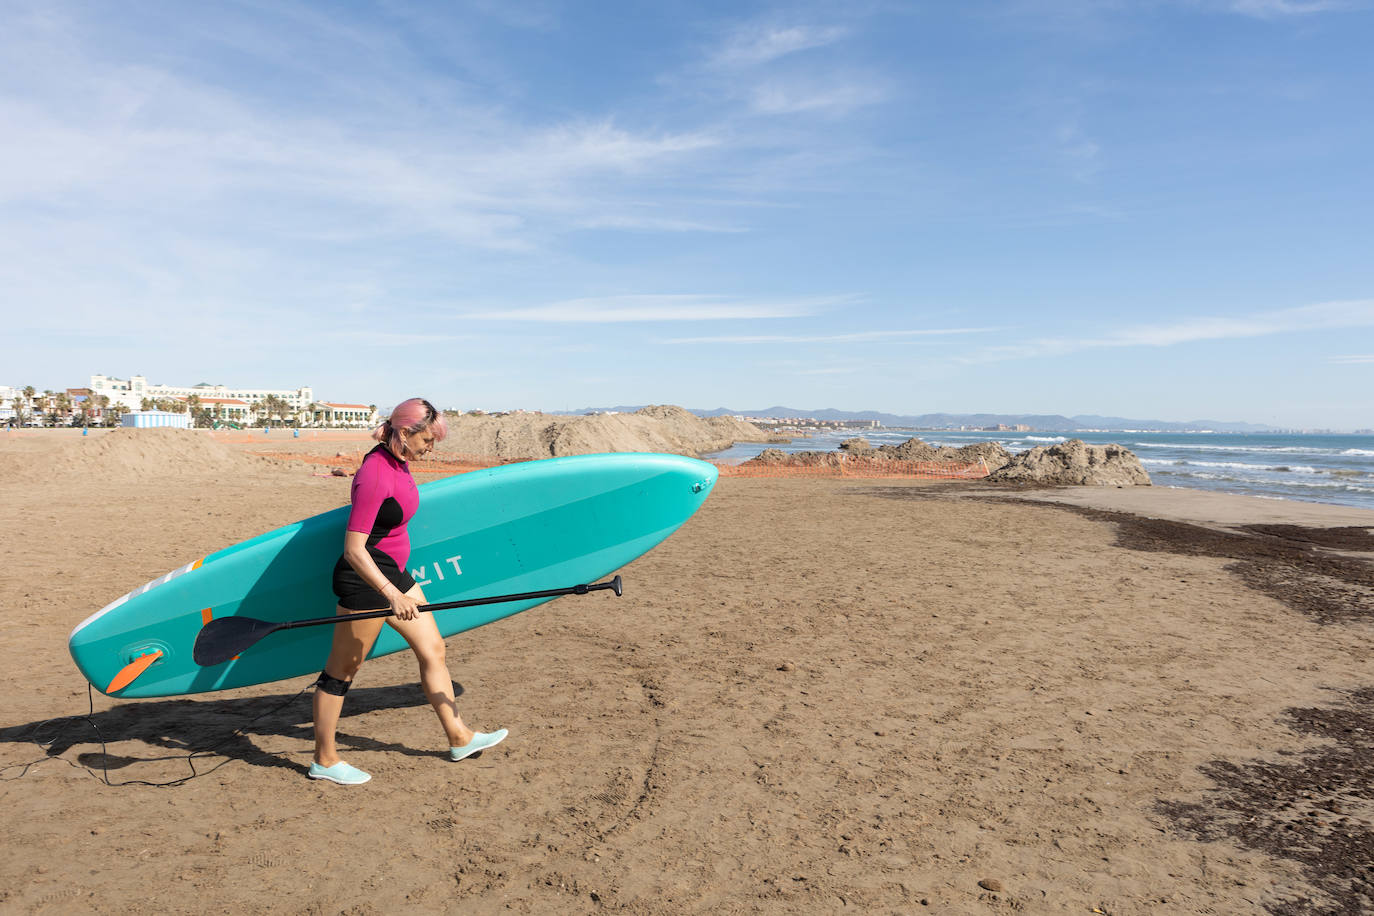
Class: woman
310,398,507,785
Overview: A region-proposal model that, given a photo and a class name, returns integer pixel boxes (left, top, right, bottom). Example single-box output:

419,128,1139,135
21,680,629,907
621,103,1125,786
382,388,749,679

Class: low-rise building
314,403,376,428
90,375,315,414
0,385,20,424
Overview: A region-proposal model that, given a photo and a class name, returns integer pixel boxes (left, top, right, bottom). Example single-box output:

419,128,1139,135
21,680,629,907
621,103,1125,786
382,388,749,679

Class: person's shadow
0,679,466,783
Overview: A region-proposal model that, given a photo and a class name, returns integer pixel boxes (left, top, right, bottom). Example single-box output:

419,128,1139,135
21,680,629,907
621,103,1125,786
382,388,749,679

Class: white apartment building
90,375,315,413
0,385,19,422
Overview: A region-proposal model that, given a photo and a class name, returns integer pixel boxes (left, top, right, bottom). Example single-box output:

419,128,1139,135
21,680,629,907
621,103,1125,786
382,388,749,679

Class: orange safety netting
713,457,990,480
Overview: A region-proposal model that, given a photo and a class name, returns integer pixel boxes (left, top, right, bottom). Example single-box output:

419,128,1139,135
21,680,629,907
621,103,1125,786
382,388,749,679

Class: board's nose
691,459,719,495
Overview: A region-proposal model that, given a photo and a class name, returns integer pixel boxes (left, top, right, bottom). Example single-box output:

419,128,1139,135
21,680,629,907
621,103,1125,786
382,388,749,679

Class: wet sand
1,429,1371,914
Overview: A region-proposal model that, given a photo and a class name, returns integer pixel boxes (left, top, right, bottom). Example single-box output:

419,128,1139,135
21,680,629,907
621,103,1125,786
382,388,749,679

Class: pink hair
373,398,447,456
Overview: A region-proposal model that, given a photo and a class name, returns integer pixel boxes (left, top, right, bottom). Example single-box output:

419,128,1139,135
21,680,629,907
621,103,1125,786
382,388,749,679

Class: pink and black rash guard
331,444,421,610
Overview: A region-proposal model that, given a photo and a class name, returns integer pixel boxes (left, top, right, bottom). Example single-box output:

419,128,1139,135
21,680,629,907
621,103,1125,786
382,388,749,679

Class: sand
1,429,1371,914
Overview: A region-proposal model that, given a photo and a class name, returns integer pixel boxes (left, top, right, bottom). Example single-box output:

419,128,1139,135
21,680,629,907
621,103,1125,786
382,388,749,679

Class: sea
707,429,1374,512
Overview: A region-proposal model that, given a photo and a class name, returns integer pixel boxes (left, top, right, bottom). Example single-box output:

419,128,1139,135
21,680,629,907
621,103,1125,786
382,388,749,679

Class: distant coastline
557,405,1360,435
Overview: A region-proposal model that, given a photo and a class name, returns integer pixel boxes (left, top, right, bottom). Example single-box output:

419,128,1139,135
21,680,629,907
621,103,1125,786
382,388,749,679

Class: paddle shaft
276,576,623,631
191,576,625,668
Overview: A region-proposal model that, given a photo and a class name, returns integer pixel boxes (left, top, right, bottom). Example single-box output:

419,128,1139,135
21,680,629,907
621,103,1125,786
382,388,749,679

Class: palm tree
186,393,210,428
101,397,121,427
260,394,293,427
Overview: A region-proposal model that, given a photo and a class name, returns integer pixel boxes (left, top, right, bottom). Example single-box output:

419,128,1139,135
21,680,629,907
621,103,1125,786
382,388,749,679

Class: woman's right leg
312,608,386,767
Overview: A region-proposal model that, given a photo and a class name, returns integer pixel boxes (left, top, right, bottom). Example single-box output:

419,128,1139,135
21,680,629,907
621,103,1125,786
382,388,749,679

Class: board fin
106,650,163,694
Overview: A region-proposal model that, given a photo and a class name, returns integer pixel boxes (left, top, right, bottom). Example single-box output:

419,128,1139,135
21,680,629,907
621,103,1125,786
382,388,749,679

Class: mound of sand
986,438,1151,486
938,440,1015,470
744,448,842,468
438,406,772,460
35,429,284,479
873,437,1013,469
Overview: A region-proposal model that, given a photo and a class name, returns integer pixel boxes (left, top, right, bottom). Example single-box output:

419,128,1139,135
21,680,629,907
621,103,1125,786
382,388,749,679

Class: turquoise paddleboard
70,453,718,698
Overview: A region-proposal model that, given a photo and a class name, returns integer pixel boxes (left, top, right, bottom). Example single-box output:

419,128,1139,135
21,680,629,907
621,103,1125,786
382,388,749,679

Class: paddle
192,576,624,667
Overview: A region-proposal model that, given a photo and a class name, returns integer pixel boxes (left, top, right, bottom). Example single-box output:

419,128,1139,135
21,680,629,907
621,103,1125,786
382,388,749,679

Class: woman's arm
342,530,421,620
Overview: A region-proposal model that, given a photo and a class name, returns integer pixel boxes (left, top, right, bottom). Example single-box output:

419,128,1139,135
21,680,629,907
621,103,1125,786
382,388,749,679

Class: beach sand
1,429,1371,914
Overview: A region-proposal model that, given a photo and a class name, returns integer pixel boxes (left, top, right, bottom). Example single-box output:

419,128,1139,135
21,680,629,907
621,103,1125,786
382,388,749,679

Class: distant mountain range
560,406,1274,433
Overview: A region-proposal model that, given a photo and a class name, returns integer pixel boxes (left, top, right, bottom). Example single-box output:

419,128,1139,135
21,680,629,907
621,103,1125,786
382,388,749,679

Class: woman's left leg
387,584,474,748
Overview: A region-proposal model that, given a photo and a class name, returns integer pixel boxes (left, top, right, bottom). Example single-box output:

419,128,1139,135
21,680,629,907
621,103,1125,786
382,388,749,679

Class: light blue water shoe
308,761,372,785
449,729,509,762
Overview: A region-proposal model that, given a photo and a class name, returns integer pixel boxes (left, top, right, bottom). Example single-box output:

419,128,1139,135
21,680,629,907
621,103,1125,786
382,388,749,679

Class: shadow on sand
0,679,466,785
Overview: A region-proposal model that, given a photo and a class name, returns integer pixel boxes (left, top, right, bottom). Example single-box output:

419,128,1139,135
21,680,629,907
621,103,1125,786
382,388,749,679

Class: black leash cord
1,681,313,787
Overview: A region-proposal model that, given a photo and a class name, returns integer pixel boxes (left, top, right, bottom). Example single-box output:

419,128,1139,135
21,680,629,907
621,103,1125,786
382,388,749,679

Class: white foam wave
1187,460,1277,472
1136,442,1326,454
1341,448,1374,457
1276,478,1374,493
1150,458,1354,476
1160,469,1374,494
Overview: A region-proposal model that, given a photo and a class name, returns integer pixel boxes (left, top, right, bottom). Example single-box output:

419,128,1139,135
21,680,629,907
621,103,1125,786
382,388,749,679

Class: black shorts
331,551,417,611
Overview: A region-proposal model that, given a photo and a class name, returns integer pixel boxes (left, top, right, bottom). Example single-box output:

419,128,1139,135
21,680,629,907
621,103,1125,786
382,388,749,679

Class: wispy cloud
796,366,861,375
576,214,747,233
1055,123,1103,181
1226,0,1356,18
460,294,851,323
1328,354,1374,364
1108,299,1374,345
322,331,473,348
749,79,888,116
662,327,1002,344
708,24,849,69
0,14,729,260
962,299,1374,363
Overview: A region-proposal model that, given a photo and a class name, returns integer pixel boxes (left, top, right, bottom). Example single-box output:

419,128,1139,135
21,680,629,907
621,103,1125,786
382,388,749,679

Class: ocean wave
1341,448,1374,457
1165,460,1322,474
1281,479,1374,493
1025,436,1067,442
1157,470,1374,494
1185,460,1279,472
1156,470,1243,483
1141,442,1340,455
1148,457,1363,476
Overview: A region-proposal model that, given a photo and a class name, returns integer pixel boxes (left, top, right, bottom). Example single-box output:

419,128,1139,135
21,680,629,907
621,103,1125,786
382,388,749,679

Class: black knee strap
315,670,352,696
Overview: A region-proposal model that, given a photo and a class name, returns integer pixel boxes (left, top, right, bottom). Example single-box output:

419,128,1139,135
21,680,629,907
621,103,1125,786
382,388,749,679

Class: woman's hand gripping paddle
192,576,624,667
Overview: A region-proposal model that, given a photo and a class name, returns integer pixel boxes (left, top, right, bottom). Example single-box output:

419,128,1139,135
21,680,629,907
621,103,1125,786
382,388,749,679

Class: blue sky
2,0,1371,428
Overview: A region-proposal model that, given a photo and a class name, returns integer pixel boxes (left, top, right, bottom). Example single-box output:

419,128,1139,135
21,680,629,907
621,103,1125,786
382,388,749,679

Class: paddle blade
106,649,164,694
192,616,282,667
